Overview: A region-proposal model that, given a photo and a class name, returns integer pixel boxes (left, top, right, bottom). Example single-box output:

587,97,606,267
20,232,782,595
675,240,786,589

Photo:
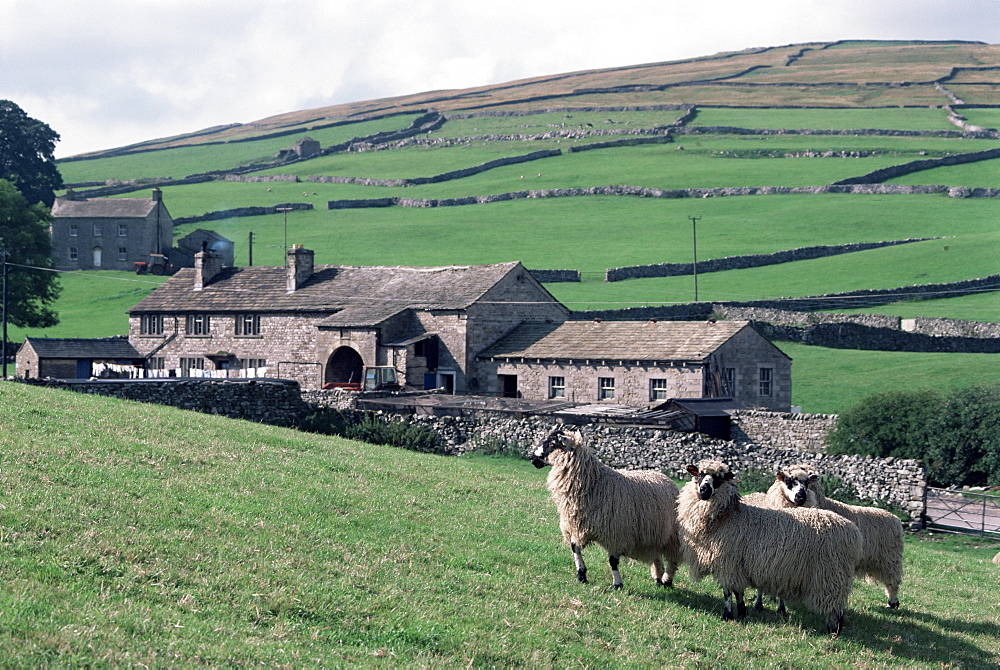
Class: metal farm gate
924,487,1000,536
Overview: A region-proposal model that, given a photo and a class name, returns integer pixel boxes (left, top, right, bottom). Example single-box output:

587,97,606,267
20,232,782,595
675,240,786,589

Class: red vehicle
134,253,175,275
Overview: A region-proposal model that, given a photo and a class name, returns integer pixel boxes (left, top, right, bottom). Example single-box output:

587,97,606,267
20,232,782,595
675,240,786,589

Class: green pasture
947,84,1000,105
886,158,1000,187
58,115,420,184
0,382,997,667
435,110,687,137
776,342,1000,413
832,292,1000,323
689,107,960,132
960,107,1000,130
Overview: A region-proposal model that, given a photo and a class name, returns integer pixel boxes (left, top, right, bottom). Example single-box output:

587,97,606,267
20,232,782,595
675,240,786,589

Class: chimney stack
286,245,314,292
151,187,162,202
194,249,224,291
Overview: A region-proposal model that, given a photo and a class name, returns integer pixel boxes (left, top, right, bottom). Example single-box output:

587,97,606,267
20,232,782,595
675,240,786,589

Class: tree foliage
826,385,1000,487
0,180,61,329
0,100,63,207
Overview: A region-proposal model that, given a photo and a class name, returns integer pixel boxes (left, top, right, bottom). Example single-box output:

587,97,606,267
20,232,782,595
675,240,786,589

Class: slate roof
22,337,142,359
479,319,752,362
129,262,526,326
51,196,157,219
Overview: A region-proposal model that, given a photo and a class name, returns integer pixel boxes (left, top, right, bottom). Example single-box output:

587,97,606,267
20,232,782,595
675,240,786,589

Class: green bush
737,467,775,494
297,407,351,436
825,384,1000,487
298,410,446,455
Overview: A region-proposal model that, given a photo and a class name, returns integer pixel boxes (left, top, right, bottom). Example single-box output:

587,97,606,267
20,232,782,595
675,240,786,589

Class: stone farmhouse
479,319,791,411
15,336,144,380
125,245,792,410
50,188,174,271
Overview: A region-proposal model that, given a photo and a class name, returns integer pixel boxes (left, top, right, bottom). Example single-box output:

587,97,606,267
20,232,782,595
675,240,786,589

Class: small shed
15,337,144,380
651,397,740,439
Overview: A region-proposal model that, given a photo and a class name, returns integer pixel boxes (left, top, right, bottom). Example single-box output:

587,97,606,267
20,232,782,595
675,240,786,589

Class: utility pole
2,250,8,379
248,231,254,267
689,216,701,302
276,207,293,252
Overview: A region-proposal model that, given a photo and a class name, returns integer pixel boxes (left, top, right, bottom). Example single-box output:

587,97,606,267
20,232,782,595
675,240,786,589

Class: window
598,377,615,400
118,247,127,261
147,357,165,370
186,314,211,336
69,224,78,237
68,247,78,261
140,314,164,335
235,314,261,336
240,358,267,370
650,378,669,401
180,357,205,375
549,376,566,399
93,224,102,237
759,367,773,397
118,224,128,237
722,368,736,396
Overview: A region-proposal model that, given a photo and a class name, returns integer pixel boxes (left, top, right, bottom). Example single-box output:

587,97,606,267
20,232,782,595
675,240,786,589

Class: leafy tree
923,385,1000,487
0,100,63,207
825,388,940,459
0,180,60,328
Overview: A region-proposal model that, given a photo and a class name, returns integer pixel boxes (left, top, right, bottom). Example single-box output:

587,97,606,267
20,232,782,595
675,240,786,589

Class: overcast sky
3,0,997,158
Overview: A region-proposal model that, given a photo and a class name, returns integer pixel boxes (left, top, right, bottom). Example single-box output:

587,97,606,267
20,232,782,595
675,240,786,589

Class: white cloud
1,0,995,157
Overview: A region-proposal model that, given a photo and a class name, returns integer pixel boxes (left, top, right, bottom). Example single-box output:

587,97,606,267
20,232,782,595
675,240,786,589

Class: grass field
0,383,997,667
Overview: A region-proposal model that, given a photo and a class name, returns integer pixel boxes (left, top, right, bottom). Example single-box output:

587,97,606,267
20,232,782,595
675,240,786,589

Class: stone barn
15,336,144,380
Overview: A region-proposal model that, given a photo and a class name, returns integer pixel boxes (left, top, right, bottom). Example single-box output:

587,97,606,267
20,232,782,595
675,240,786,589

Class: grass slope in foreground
0,383,997,667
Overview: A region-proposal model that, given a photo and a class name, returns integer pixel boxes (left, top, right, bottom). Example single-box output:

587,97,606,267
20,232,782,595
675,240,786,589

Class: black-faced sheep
531,426,682,590
768,465,905,609
677,460,862,634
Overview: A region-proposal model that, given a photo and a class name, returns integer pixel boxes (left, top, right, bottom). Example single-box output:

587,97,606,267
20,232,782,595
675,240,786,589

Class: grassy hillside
24,40,1000,413
0,382,997,666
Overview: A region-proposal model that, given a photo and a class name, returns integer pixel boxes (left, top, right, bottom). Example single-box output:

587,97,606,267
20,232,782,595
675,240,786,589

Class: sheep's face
776,468,818,507
531,426,583,468
686,462,733,501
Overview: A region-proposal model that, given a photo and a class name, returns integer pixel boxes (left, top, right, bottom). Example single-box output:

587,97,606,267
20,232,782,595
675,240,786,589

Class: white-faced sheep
531,425,682,590
677,460,863,634
767,464,905,609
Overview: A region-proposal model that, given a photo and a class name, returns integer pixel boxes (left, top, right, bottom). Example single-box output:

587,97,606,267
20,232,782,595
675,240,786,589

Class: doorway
498,374,518,398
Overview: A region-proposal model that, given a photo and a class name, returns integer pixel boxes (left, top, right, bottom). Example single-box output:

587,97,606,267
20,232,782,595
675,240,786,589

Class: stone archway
325,346,364,387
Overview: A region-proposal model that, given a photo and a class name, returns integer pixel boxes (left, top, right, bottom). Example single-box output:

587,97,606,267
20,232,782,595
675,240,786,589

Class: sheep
768,464,905,609
677,460,862,634
531,425,682,590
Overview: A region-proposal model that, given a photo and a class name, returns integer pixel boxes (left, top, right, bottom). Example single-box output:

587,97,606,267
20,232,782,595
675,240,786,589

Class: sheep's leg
826,609,845,635
735,589,747,619
609,554,623,590
776,598,787,615
651,557,675,587
722,589,738,621
753,590,764,611
571,542,587,584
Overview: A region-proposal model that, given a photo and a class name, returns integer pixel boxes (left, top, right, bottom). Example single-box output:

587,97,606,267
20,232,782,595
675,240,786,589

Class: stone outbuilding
478,319,792,411
50,188,174,271
15,336,144,380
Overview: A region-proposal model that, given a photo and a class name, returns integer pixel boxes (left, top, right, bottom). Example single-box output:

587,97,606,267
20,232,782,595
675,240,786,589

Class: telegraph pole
276,207,293,251
248,231,254,267
689,216,701,302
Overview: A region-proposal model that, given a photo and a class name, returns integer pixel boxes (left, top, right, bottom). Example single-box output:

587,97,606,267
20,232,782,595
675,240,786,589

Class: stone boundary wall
21,378,312,426
223,174,301,183
606,238,936,281
730,409,838,452
173,202,313,225
525,269,580,283
564,133,674,153
835,147,1000,185
366,411,925,518
675,125,999,140
325,183,1000,210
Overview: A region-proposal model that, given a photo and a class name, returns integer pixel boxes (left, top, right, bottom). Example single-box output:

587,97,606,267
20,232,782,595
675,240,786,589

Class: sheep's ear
808,474,819,483
776,471,786,482
686,464,699,477
724,471,735,481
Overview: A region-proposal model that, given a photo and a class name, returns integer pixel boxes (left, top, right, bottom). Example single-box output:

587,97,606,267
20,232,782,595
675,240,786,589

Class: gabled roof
21,337,142,359
129,262,527,325
52,196,158,219
479,319,753,362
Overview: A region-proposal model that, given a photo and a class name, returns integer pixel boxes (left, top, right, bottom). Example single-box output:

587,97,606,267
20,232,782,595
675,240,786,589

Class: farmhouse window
147,357,165,370
240,358,267,370
598,377,615,400
118,247,127,261
140,314,164,335
69,224,78,237
68,247,78,261
650,378,669,401
186,314,211,336
93,224,102,237
549,376,566,399
235,314,261,336
118,224,128,237
180,357,205,375
759,367,773,397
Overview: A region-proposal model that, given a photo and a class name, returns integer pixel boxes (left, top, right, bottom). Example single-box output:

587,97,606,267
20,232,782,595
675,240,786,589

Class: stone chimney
151,187,162,202
286,245,315,292
194,249,224,291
